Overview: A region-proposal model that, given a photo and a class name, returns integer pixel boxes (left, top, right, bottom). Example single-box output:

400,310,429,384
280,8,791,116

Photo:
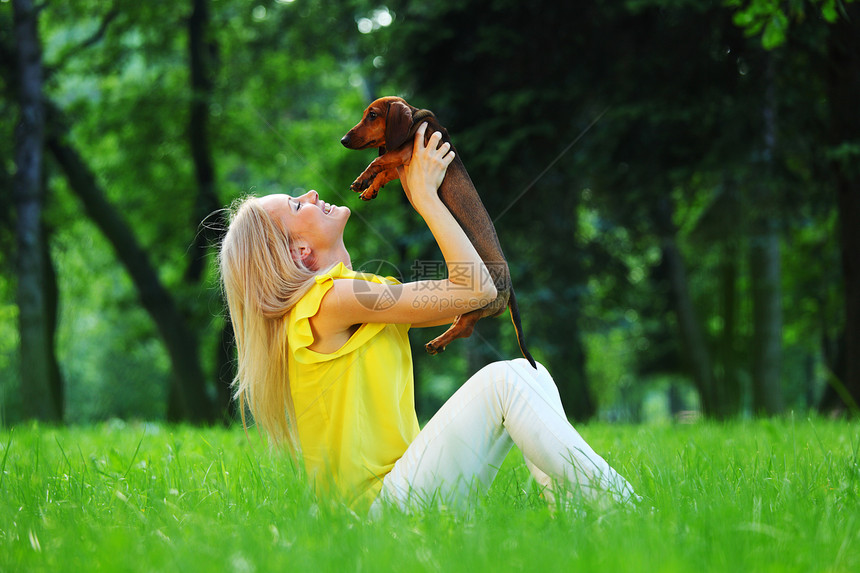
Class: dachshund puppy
341,96,535,367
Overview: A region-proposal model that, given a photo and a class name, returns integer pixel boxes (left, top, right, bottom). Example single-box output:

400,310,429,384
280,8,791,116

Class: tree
382,0,844,419
730,0,860,413
46,105,216,423
653,196,719,415
179,0,232,420
0,0,848,422
11,0,63,420
749,51,785,415
825,2,860,413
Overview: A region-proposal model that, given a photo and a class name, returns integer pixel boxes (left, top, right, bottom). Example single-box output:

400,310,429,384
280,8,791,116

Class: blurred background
1,0,858,426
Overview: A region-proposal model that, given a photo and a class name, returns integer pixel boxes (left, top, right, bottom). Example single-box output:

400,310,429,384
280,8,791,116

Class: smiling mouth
322,202,334,214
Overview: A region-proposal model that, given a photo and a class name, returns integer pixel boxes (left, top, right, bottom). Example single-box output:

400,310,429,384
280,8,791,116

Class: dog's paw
351,168,380,193
350,178,370,193
424,341,446,355
358,177,386,200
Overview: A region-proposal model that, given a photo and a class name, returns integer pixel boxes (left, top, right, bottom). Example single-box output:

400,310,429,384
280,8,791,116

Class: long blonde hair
218,195,319,449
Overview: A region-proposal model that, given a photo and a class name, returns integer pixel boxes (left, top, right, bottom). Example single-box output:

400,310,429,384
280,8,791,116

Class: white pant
371,359,637,513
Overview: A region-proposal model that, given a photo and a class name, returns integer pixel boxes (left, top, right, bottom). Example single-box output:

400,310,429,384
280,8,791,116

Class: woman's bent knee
472,359,558,402
478,358,546,378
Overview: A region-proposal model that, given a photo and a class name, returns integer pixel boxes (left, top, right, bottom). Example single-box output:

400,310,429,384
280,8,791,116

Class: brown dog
341,96,535,368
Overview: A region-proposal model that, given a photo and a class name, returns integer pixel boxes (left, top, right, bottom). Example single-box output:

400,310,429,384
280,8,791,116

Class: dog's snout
340,134,351,147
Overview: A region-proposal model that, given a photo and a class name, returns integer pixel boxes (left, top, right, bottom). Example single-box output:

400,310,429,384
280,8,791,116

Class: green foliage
1,419,858,570
0,0,854,421
379,0,848,417
727,0,855,49
2,0,410,422
51,212,170,422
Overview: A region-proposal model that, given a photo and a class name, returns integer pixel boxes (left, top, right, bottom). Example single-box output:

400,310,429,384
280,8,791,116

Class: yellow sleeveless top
287,262,420,508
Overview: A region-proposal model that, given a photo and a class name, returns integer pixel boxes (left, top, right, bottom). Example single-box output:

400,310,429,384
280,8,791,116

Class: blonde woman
219,122,638,513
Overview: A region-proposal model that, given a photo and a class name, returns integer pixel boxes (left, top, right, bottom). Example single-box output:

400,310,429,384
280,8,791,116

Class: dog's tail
508,288,537,369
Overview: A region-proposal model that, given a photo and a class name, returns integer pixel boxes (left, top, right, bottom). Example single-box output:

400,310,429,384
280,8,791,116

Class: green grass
0,417,858,572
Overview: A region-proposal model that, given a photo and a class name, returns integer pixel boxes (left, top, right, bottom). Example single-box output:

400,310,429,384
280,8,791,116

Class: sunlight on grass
0,417,857,571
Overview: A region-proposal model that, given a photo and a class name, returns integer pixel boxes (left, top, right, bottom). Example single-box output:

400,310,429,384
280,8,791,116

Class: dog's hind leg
425,310,483,355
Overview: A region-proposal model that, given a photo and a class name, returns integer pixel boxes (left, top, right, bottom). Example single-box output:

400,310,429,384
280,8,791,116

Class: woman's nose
295,190,318,205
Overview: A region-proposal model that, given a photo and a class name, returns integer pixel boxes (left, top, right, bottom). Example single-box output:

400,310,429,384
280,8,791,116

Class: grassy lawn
0,417,857,572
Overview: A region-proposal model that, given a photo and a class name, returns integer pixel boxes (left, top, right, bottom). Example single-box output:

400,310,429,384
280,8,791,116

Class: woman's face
259,190,350,251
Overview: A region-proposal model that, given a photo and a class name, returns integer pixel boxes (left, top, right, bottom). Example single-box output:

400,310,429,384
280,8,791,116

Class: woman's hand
397,122,455,215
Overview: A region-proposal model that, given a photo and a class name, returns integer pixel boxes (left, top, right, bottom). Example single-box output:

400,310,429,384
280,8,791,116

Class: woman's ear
291,242,317,270
385,100,414,151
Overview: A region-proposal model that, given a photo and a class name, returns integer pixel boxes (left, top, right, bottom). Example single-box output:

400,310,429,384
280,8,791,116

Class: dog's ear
385,100,414,151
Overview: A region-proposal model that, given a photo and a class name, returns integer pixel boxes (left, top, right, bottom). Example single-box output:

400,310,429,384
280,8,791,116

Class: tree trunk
654,197,718,415
549,315,593,422
41,222,64,417
215,320,236,420
185,0,221,283
12,0,61,421
46,109,215,423
182,0,234,421
749,228,784,414
827,3,860,415
526,184,594,422
750,53,784,415
819,329,848,412
717,224,742,417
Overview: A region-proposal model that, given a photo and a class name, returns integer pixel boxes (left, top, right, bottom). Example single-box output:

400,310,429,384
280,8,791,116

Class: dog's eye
368,111,378,120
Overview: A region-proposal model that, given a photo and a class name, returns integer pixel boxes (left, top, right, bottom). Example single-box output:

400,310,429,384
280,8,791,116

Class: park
2,0,859,570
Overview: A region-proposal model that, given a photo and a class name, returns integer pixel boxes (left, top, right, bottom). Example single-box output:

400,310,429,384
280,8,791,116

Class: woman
219,123,638,513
